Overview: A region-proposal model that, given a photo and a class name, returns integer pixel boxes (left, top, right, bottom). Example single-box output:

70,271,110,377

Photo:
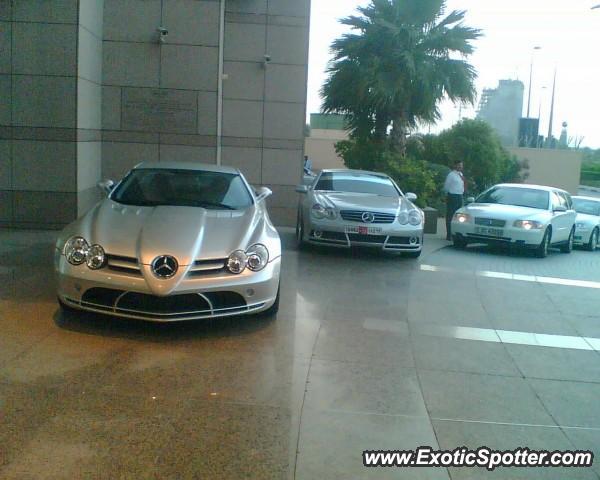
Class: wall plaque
122,88,198,134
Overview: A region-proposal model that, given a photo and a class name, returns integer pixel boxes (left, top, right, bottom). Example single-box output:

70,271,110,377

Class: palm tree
322,0,481,154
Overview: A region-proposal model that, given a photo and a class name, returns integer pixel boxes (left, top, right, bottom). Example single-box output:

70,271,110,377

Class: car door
561,191,577,235
550,191,570,242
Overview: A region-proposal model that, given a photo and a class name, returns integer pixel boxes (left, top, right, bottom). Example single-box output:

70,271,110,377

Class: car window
476,187,549,210
315,172,399,197
561,192,573,210
550,192,563,210
111,169,253,209
573,198,600,216
554,191,569,210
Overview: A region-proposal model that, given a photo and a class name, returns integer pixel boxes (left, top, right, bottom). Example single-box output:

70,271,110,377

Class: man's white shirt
444,170,465,195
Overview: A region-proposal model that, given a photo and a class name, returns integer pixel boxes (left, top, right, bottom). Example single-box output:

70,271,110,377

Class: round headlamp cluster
311,203,337,220
226,244,269,274
63,236,106,270
398,209,423,226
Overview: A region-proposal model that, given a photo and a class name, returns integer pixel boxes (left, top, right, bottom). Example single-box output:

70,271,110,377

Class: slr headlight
576,222,588,230
408,209,422,226
453,213,472,224
513,220,543,230
227,250,247,274
398,212,409,225
86,244,106,270
64,236,89,265
246,244,269,272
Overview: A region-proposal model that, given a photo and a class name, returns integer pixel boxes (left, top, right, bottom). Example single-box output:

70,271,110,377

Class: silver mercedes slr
295,169,424,257
55,162,281,322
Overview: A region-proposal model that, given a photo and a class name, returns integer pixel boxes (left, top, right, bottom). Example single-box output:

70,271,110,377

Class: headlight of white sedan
513,220,544,230
576,222,589,230
311,204,337,220
453,213,472,224
226,244,270,274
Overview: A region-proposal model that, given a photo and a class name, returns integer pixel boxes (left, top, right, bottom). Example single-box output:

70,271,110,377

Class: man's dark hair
453,160,463,168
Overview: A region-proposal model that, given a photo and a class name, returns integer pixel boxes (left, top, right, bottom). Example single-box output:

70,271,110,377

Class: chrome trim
64,296,266,322
340,210,396,224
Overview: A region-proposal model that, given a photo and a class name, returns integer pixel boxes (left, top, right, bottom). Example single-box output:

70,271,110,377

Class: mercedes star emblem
361,212,375,224
151,255,178,279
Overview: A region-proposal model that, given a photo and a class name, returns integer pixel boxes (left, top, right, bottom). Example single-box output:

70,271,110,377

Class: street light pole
527,46,542,118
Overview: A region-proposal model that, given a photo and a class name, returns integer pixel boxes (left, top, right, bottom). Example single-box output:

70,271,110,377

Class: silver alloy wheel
537,229,550,258
569,230,574,250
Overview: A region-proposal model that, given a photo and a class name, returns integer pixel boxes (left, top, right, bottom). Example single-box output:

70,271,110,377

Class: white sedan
572,196,600,251
451,183,577,257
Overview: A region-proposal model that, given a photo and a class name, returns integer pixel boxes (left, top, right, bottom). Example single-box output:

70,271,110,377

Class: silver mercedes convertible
295,169,424,257
55,162,281,322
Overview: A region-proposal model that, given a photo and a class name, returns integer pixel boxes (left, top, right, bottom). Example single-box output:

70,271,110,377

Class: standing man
443,161,466,241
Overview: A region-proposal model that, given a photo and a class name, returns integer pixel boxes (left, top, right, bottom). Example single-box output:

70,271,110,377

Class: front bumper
452,221,545,247
574,229,592,246
304,218,423,252
56,253,281,322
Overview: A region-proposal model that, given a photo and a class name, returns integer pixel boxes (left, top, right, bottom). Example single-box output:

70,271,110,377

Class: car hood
461,203,550,222
314,191,413,213
69,200,262,266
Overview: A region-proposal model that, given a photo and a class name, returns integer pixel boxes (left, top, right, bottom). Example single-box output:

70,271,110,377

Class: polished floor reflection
1,228,600,479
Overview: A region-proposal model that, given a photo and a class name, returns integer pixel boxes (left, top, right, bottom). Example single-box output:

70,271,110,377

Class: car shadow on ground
445,243,565,258
53,308,278,343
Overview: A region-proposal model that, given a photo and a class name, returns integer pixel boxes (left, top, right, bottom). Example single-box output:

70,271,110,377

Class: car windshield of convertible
110,169,254,209
315,173,399,197
476,187,550,210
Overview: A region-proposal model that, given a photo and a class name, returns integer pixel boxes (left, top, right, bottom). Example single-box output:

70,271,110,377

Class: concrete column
0,0,104,229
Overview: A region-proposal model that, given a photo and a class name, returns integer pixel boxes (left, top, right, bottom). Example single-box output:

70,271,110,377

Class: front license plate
345,225,383,235
475,226,504,237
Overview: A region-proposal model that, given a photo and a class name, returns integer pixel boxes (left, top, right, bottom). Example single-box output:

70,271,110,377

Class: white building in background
477,80,525,147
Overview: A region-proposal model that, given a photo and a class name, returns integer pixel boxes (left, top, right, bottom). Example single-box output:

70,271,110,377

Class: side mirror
553,205,567,213
255,187,272,202
97,179,115,195
466,196,475,205
405,192,417,201
296,185,309,194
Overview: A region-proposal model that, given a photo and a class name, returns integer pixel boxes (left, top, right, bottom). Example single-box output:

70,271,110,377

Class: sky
307,0,600,148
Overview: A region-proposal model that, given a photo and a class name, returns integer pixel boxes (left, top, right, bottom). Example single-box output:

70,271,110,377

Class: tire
404,250,421,259
586,228,599,252
560,227,575,254
453,235,467,249
296,211,305,250
535,228,551,258
262,284,280,317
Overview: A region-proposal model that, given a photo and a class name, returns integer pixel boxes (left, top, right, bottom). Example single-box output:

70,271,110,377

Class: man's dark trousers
446,193,464,240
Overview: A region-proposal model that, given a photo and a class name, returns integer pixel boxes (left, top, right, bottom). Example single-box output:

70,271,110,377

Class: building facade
304,113,346,171
476,79,524,147
0,0,311,228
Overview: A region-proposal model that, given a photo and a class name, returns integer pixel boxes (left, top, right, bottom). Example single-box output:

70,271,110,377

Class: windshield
476,187,549,210
315,172,399,197
111,169,253,209
573,198,600,216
